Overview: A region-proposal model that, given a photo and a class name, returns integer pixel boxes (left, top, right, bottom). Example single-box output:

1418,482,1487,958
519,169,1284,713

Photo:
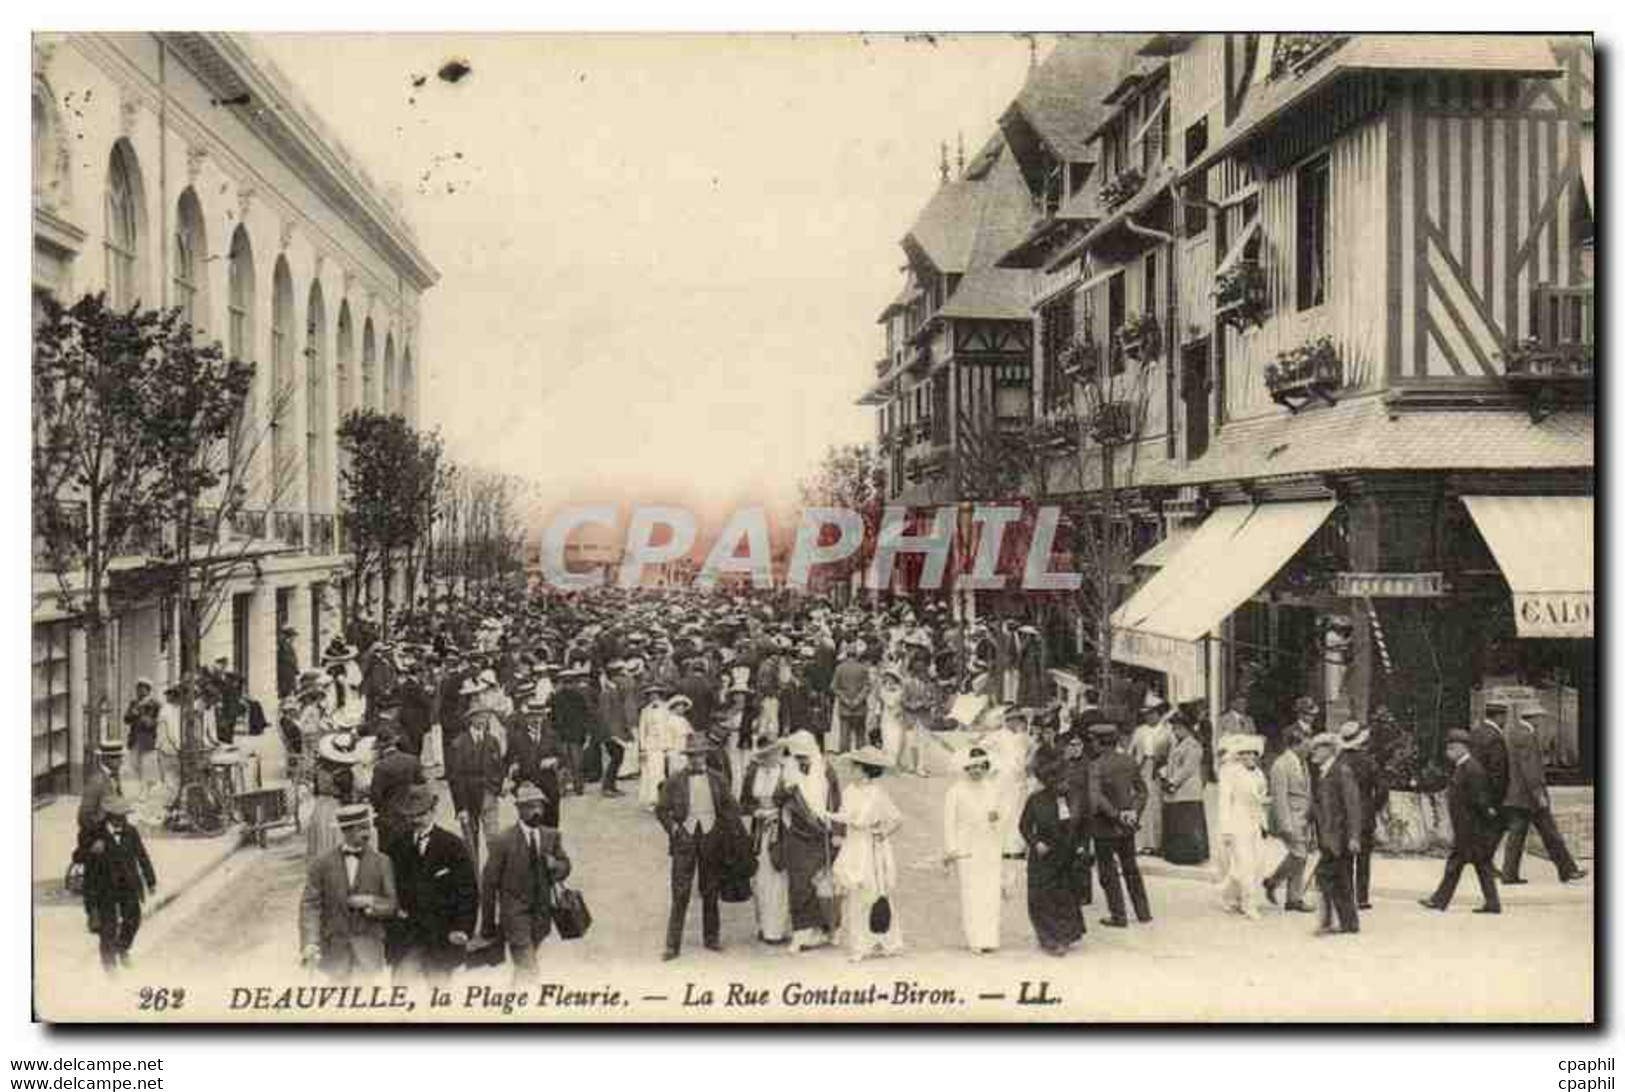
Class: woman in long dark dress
1019,755,1088,955
773,730,842,952
1161,713,1211,865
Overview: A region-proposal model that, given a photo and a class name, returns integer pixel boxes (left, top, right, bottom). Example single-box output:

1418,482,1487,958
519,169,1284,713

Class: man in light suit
479,783,571,982
300,804,399,980
1500,702,1587,884
1263,728,1315,913
386,785,478,984
655,737,740,960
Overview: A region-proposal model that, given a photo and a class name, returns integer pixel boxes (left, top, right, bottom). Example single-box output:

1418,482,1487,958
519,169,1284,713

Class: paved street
35,765,1593,1023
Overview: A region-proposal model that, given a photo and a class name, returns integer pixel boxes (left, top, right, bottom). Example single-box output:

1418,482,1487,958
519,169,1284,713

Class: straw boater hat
513,782,553,807
1517,700,1550,719
98,740,126,758
1337,720,1370,749
334,803,374,830
846,745,894,771
398,784,437,818
960,745,995,773
1294,696,1321,717
667,694,694,714
317,732,363,765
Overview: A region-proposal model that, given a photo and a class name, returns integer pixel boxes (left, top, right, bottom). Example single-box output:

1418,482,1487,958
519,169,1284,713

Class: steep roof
903,177,984,273
1005,34,1149,162
1185,34,1564,178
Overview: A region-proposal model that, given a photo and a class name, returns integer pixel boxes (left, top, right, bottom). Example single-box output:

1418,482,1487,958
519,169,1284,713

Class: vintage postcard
30,31,1594,1024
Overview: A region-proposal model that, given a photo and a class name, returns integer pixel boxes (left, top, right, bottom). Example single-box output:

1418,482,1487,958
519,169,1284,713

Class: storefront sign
1514,593,1593,638
1332,571,1445,598
1113,627,1204,685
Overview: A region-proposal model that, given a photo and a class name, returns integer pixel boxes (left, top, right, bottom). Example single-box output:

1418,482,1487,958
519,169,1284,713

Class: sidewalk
1138,844,1593,907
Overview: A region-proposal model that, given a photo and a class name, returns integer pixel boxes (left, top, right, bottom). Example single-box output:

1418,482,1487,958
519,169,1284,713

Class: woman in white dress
987,708,1034,860
874,669,907,763
664,694,695,776
1129,695,1173,855
1216,734,1271,919
942,744,1005,953
740,741,792,944
637,686,670,809
823,746,905,962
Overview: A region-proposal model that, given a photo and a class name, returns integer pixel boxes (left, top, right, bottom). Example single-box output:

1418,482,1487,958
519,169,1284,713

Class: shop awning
1111,501,1338,677
1462,496,1593,638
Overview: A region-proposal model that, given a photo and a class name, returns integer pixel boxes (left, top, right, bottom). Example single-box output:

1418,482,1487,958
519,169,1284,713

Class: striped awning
1463,496,1593,638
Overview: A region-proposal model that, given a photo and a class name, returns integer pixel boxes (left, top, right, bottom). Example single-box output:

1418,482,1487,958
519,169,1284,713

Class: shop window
1296,154,1330,311
32,622,73,798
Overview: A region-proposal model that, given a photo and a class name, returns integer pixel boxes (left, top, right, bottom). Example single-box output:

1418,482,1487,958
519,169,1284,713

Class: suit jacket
678,673,716,732
1468,722,1510,803
1311,755,1364,857
1090,750,1147,838
1502,720,1550,810
369,749,426,834
508,719,562,787
387,825,478,950
552,687,592,744
395,680,433,754
1448,755,1500,860
1341,748,1386,839
656,769,740,851
598,680,631,743
80,822,155,903
299,846,398,962
1162,736,1205,803
1267,749,1312,846
479,824,571,940
77,768,124,833
445,731,505,816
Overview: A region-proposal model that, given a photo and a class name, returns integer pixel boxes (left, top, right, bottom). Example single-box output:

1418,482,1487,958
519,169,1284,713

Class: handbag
552,882,592,940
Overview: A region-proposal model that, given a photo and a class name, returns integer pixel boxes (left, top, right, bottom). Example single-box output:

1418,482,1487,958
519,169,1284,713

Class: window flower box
1116,312,1162,364
1500,337,1594,422
1214,259,1269,332
1100,168,1146,213
1089,400,1136,446
1265,335,1342,413
1268,34,1349,81
1059,336,1102,379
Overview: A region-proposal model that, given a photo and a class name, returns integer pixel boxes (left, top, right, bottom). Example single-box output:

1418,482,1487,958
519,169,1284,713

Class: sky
255,32,1044,529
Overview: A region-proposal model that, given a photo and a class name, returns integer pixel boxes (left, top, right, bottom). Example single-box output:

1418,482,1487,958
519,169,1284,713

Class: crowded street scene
30,29,1594,1030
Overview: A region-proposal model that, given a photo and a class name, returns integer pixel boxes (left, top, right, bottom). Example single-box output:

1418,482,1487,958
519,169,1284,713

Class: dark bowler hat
1445,728,1474,747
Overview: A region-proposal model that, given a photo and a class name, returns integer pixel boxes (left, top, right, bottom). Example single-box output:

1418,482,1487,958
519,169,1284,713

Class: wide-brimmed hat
335,803,374,829
666,694,694,713
1516,701,1551,719
1142,692,1168,713
523,693,549,712
1306,731,1341,753
513,782,553,806
846,745,894,771
323,644,358,665
318,732,363,765
134,677,155,691
98,740,126,757
102,794,133,817
398,784,437,818
1337,720,1370,749
1221,733,1266,757
960,746,995,773
782,730,820,760
1294,696,1321,717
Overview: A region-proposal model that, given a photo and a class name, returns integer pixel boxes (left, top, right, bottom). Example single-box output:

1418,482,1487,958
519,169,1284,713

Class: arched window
173,188,207,333
227,226,255,363
270,257,295,501
104,142,144,309
306,283,328,511
32,95,49,206
361,318,376,411
383,333,396,416
336,301,354,424
402,346,415,425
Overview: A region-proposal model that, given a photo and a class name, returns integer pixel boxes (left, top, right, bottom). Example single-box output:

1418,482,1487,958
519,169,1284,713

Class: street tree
796,441,884,597
337,409,425,629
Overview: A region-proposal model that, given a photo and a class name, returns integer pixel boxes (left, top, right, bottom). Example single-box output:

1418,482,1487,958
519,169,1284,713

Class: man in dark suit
368,726,426,852
445,706,505,873
386,785,478,983
1088,721,1151,927
76,742,127,934
1308,732,1363,935
1420,730,1503,914
80,795,155,972
300,804,399,980
1337,720,1387,909
1469,700,1513,862
677,659,716,736
395,664,433,756
655,737,740,960
507,693,563,829
277,626,300,701
1501,702,1587,884
479,783,572,982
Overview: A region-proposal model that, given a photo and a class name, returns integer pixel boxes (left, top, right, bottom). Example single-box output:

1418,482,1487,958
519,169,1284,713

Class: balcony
273,510,306,550
230,508,268,540
309,513,336,555
1504,284,1594,422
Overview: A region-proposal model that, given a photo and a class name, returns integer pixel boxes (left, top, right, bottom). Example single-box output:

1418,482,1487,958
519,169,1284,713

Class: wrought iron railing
273,510,306,550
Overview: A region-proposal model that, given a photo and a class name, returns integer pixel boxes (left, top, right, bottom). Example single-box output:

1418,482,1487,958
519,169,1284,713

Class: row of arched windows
55,126,421,515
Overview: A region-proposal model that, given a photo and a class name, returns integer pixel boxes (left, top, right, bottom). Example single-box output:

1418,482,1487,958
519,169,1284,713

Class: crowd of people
70,580,1587,978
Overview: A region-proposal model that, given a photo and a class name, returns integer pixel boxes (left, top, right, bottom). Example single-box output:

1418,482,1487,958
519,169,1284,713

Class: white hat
782,730,820,759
